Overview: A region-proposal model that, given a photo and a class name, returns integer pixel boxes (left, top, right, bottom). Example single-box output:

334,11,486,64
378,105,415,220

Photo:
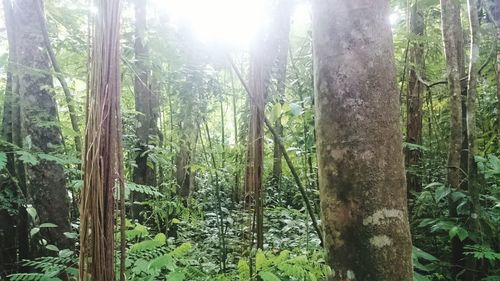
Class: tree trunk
13,0,71,253
271,1,292,193
0,0,19,274
466,0,481,280
78,0,123,279
35,1,82,153
440,0,465,279
312,0,413,280
176,72,196,202
495,26,500,132
406,4,425,196
245,49,267,250
132,0,158,219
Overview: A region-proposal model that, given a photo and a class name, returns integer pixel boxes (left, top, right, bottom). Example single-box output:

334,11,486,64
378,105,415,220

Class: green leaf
58,249,74,258
434,184,450,203
256,250,266,270
63,232,78,239
37,153,65,164
17,150,39,165
148,254,175,271
413,246,438,262
289,103,303,116
259,271,281,281
153,233,166,244
167,271,185,281
30,227,40,237
449,226,468,241
46,244,59,252
413,271,431,281
39,223,58,228
130,239,164,252
0,152,7,171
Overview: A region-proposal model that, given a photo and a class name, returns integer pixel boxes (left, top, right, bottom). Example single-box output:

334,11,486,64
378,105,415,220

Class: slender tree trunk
0,0,19,274
35,1,82,153
496,24,500,132
132,0,157,219
440,0,465,278
406,4,425,196
176,73,196,202
466,1,481,280
133,0,156,187
78,0,122,279
271,1,292,193
245,50,267,250
312,0,413,280
13,0,71,253
231,74,241,203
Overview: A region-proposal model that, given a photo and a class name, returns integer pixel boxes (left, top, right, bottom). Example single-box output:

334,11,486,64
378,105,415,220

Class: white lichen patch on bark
369,235,393,248
347,270,356,279
363,209,403,226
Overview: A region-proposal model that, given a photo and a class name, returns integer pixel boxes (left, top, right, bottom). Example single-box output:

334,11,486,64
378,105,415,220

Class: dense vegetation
0,0,498,280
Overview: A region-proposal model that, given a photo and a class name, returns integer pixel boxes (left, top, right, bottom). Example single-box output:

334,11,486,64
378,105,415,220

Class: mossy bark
312,0,413,280
13,0,71,252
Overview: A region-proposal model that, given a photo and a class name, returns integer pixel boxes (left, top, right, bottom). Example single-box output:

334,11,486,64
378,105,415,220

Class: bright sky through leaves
151,0,311,47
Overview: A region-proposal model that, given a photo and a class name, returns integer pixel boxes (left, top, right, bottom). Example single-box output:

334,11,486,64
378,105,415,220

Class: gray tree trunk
13,0,71,252
405,4,425,195
312,0,413,280
440,0,465,278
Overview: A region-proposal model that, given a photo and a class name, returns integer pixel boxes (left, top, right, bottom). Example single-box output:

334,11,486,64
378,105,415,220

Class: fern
8,273,61,281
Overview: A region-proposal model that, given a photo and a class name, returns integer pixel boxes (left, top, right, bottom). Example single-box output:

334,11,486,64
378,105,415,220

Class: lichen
369,235,392,248
363,209,403,226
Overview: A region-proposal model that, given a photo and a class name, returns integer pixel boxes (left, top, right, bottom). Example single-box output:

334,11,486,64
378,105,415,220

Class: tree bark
35,1,82,153
271,1,292,193
132,0,158,219
0,0,19,274
312,0,413,280
406,4,425,196
13,0,71,253
466,1,481,280
440,0,465,278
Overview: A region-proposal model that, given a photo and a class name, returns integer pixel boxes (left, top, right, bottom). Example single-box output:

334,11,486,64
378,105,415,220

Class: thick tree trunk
440,0,465,279
13,0,71,252
312,0,413,280
406,4,425,195
79,0,123,279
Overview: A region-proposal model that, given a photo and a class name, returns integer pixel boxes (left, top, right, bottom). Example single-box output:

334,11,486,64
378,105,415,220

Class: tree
440,0,466,278
312,0,413,279
9,0,71,254
406,4,425,195
78,0,123,279
271,0,292,193
132,0,159,219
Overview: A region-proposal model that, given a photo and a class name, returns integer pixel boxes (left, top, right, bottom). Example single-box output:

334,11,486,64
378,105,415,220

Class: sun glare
152,0,268,47
151,0,312,48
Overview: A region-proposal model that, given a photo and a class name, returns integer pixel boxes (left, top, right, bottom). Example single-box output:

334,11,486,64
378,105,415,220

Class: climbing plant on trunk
78,0,124,279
